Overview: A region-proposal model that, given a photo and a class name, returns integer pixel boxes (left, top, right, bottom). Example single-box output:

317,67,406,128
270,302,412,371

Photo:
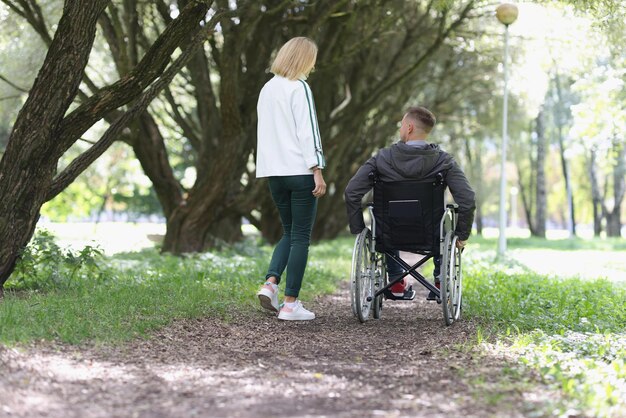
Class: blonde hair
270,37,318,80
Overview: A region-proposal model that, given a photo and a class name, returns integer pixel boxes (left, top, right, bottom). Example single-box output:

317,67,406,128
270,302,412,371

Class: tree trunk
474,146,485,237
517,174,534,233
558,129,576,237
606,138,625,237
0,0,110,288
592,203,603,237
0,0,213,288
311,198,350,241
160,3,258,252
132,113,185,218
464,136,484,237
553,72,576,237
606,209,622,237
514,122,537,234
161,174,245,253
475,204,483,236
256,193,283,245
534,109,547,238
588,148,603,237
236,1,479,244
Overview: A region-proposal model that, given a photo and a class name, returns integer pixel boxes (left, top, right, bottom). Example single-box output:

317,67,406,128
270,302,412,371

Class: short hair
405,106,436,133
270,37,318,80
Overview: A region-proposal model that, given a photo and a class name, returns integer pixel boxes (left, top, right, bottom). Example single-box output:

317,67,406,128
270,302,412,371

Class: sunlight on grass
37,221,166,255
471,235,626,282
513,331,626,417
463,243,626,417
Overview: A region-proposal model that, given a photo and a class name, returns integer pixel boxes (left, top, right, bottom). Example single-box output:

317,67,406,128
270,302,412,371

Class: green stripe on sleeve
299,80,323,163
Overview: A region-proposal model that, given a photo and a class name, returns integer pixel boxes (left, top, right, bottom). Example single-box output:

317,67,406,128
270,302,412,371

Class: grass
0,235,348,345
461,238,626,417
1,229,625,416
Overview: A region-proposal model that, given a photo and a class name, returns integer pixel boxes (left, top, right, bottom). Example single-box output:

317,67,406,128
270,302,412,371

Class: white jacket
256,75,326,178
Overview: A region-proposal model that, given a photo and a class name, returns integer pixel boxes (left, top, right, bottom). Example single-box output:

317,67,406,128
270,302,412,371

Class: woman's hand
312,168,326,198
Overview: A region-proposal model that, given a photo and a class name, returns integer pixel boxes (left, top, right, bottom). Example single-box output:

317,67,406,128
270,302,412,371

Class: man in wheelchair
344,106,475,303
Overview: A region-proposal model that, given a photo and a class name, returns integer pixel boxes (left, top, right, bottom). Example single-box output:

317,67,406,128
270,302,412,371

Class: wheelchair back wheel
350,233,360,317
440,231,463,325
372,257,386,319
350,228,375,322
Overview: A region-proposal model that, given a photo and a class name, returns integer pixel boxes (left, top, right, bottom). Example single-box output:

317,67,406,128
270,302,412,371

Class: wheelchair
350,173,463,326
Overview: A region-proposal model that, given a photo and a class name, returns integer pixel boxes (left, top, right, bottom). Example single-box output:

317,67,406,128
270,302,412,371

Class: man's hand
456,239,466,249
312,168,326,198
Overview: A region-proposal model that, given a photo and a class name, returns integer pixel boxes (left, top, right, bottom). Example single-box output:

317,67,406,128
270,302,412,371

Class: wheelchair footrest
384,287,416,301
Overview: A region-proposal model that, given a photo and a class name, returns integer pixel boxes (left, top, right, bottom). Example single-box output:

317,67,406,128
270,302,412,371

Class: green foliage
40,181,103,221
8,230,105,291
464,269,625,334
0,1,58,151
111,189,163,219
462,240,626,417
0,237,343,344
40,142,163,221
514,331,626,417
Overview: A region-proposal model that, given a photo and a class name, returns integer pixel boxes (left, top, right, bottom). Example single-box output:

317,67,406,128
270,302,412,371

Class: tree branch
47,11,228,201
162,85,202,150
0,94,23,102
0,74,28,92
361,1,475,111
54,0,216,157
1,0,52,45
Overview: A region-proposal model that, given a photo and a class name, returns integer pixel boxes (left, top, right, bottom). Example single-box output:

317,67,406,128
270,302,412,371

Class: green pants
266,175,318,298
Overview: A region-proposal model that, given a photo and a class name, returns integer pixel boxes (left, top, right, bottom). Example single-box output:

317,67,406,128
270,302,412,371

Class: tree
533,107,547,237
569,30,625,237
246,0,485,243
549,69,577,236
0,1,53,153
428,32,504,236
2,0,498,261
0,0,220,294
81,0,488,250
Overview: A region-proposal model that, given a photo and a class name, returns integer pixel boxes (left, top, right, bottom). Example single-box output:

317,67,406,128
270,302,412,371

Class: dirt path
1,283,547,418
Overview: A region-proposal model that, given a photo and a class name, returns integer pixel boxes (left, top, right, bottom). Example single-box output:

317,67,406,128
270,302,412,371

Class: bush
7,229,106,291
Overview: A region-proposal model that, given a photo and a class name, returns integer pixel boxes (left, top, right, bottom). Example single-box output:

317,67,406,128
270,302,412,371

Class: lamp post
496,3,518,258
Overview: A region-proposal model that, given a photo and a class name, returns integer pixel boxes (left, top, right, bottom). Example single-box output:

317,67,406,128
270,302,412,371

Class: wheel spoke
351,228,374,322
441,231,459,326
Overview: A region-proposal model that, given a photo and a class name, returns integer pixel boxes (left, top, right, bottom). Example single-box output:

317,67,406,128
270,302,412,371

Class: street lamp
496,3,518,258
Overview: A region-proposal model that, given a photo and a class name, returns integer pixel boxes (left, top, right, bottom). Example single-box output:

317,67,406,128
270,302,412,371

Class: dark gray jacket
344,141,476,241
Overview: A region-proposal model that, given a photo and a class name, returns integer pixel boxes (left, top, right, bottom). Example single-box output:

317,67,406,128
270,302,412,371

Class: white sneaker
257,282,279,312
277,300,315,321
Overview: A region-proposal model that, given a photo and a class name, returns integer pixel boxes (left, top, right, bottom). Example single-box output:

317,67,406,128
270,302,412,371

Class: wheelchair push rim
372,255,386,319
350,228,375,322
440,231,462,325
350,233,361,317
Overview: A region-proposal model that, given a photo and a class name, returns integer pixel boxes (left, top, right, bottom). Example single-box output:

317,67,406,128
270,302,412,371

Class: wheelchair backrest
373,176,445,253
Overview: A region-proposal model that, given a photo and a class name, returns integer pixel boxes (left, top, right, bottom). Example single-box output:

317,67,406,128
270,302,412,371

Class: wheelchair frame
350,185,463,326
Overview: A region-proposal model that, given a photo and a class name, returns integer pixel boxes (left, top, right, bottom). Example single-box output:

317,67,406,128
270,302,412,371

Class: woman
255,37,327,321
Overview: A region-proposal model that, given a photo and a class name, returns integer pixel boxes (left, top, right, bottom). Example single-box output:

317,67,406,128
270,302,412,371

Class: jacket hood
389,142,446,178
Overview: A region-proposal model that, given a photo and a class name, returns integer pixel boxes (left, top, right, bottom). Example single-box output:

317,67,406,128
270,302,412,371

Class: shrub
7,229,105,291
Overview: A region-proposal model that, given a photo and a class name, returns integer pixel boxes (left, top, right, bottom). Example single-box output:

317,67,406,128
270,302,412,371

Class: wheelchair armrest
446,203,459,213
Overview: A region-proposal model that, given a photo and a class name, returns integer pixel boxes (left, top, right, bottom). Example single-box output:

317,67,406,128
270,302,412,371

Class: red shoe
390,278,407,298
